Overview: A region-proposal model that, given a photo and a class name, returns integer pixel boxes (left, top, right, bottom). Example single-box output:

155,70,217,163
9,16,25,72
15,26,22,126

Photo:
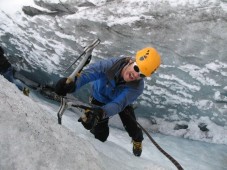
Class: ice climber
55,47,161,157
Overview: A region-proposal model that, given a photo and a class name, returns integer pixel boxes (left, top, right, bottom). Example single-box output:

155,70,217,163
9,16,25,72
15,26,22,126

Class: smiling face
121,60,142,82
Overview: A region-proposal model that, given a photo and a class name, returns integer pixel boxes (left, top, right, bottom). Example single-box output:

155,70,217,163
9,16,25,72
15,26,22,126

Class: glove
55,77,76,96
78,108,104,130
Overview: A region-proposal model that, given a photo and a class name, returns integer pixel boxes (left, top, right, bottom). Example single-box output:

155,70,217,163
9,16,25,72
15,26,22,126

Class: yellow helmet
135,47,161,77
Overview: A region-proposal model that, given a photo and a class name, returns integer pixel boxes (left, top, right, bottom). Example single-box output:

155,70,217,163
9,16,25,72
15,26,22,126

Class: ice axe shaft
65,39,101,84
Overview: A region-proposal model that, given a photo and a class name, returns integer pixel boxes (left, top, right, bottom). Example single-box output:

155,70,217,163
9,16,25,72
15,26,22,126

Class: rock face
23,0,78,17
198,123,209,132
77,1,96,7
22,6,57,16
174,124,188,130
35,0,77,13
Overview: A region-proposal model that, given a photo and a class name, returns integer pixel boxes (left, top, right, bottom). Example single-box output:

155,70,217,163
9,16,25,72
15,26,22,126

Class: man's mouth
129,73,135,80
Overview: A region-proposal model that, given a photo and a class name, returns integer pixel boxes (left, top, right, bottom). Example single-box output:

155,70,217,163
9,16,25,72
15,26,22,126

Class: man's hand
55,78,76,96
78,108,104,130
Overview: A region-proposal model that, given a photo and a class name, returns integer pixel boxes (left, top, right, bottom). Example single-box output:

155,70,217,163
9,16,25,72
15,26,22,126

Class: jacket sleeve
75,58,117,90
101,83,144,117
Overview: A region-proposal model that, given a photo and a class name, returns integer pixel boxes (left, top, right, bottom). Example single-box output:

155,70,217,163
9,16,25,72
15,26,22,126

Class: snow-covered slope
1,76,227,170
0,75,166,170
0,75,104,169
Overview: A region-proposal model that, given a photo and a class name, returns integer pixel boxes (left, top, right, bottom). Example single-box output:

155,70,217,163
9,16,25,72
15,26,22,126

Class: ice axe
57,39,101,124
64,38,101,84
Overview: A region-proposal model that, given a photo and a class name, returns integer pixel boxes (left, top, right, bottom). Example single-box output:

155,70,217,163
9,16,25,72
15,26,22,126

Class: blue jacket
75,57,144,117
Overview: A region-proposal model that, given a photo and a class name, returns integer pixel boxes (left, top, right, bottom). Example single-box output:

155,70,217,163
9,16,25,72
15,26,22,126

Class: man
0,46,29,96
55,47,161,157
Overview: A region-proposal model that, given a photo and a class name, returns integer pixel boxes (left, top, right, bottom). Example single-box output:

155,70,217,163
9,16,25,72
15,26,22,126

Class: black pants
90,97,144,142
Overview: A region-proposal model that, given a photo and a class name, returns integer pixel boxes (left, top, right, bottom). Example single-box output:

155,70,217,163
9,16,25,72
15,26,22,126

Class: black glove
55,77,76,96
78,108,104,130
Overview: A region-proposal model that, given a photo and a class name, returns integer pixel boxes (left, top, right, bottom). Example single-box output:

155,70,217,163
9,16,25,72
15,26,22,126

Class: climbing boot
132,140,142,157
23,87,30,96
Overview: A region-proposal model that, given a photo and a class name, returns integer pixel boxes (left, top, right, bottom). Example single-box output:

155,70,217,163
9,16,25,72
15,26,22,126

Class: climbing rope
129,114,184,170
